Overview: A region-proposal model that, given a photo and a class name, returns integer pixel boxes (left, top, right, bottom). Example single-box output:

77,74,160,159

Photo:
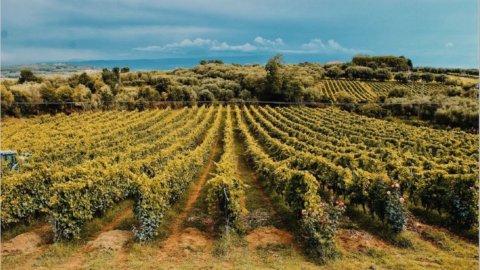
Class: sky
1,0,478,67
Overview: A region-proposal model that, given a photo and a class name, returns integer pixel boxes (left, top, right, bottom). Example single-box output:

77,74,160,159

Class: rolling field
312,80,457,102
1,105,478,269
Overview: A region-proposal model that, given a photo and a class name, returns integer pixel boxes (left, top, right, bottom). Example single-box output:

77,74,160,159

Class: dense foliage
352,55,412,71
1,105,477,263
206,106,244,231
2,54,477,131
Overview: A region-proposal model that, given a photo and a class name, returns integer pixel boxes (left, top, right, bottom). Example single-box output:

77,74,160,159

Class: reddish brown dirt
245,226,294,248
90,207,133,240
58,207,133,270
86,230,133,251
157,138,220,258
1,225,54,256
336,229,388,252
236,137,299,251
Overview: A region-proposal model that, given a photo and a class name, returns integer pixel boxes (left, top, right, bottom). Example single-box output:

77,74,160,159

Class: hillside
1,56,479,132
1,105,478,269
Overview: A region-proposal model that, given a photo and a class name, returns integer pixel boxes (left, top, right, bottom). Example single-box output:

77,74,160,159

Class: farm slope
1,105,478,269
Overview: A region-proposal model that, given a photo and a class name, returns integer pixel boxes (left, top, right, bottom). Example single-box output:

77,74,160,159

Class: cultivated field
1,105,478,269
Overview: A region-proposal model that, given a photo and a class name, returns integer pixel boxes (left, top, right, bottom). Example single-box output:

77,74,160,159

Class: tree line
1,54,477,131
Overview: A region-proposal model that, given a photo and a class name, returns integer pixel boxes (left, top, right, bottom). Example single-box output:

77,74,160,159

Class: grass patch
114,217,136,231
184,180,212,232
213,232,245,258
152,188,193,241
31,242,81,268
410,205,478,243
80,199,133,240
1,216,46,241
420,228,453,251
345,206,415,249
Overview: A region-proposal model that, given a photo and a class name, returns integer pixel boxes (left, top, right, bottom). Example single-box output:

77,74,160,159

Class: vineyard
312,80,459,102
317,80,378,102
365,81,455,96
1,105,478,269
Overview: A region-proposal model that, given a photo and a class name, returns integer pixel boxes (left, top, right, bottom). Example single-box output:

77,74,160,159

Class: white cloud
134,36,368,55
445,42,454,48
134,38,258,52
211,42,257,52
300,38,360,53
254,36,284,47
134,38,214,51
273,38,371,55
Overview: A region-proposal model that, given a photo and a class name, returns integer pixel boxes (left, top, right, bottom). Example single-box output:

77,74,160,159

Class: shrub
394,72,409,83
335,91,356,111
198,89,216,102
357,103,388,118
374,68,392,81
1,85,14,115
387,87,410,98
19,69,41,84
325,66,344,79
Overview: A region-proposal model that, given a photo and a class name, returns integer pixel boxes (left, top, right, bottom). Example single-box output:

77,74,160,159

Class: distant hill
1,63,98,78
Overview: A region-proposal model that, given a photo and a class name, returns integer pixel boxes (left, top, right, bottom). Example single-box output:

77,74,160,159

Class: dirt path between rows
233,135,295,250
56,207,133,270
1,224,54,270
157,138,221,259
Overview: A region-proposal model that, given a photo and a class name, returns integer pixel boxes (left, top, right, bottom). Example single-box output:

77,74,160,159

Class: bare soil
1,225,54,256
158,137,220,258
57,207,133,270
336,229,388,252
245,226,294,248
86,230,133,251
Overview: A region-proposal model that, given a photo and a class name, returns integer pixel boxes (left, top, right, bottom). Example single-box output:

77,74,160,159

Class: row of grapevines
133,106,223,241
286,106,477,170
318,80,377,102
276,106,478,228
49,106,217,240
206,106,244,231
243,106,407,232
366,81,453,96
1,107,204,230
2,109,162,170
235,106,344,262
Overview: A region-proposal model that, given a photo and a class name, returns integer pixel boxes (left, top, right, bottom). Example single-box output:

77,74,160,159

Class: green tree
394,72,408,83
18,69,40,84
1,85,14,115
98,85,114,108
101,68,118,88
434,74,447,83
265,54,284,100
155,77,171,93
325,66,344,79
137,86,160,110
282,78,303,102
112,67,120,78
56,85,74,102
421,73,434,83
40,84,58,103
78,72,96,92
335,91,357,111
388,87,410,98
410,73,420,82
198,89,215,102
374,68,392,81
72,84,92,102
345,66,374,80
